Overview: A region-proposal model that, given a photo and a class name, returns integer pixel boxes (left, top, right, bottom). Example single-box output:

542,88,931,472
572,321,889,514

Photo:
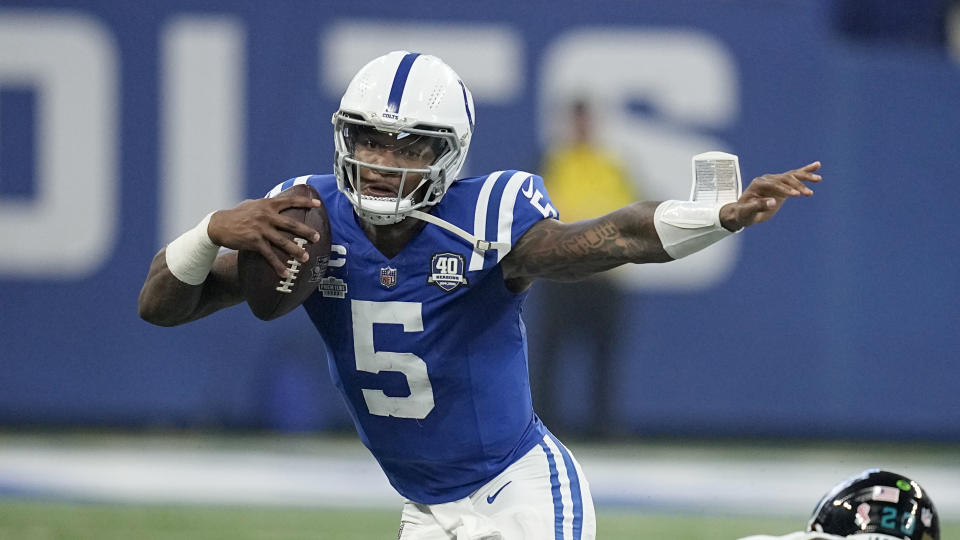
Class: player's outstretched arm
502,161,821,289
501,201,670,288
138,195,323,326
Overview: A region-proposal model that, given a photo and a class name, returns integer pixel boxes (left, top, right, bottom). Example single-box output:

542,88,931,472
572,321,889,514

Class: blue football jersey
265,171,559,504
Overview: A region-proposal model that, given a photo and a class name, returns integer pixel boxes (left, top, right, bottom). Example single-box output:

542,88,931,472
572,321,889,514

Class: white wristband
653,200,735,259
164,212,219,285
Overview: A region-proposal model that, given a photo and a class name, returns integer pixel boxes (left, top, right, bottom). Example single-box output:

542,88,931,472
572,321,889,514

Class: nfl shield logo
380,266,398,288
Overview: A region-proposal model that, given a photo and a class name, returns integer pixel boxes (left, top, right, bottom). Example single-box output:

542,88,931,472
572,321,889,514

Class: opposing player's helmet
808,469,939,540
332,51,475,224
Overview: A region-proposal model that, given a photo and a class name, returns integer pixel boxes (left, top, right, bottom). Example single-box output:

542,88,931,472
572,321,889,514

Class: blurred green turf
1,501,955,539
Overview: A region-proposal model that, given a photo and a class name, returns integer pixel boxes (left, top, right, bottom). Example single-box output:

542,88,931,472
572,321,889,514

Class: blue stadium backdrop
1,0,958,440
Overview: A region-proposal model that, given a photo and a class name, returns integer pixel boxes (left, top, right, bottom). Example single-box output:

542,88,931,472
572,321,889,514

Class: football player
739,469,939,540
139,51,821,540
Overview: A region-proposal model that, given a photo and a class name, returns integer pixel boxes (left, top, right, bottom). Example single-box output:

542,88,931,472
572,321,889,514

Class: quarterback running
139,51,822,539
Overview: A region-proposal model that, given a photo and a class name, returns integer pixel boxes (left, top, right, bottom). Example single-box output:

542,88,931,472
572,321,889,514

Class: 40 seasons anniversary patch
427,252,467,292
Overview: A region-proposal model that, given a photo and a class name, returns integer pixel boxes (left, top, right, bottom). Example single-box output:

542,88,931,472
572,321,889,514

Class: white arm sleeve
164,212,219,285
653,200,736,259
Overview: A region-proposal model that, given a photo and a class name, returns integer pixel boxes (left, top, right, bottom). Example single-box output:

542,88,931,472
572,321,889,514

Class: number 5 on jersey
351,300,435,419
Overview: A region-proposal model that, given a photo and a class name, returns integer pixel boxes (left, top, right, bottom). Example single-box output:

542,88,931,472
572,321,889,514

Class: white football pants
397,433,596,540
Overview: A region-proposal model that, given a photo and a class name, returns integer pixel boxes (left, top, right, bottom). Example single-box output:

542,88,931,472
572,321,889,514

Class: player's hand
207,196,323,277
720,161,822,231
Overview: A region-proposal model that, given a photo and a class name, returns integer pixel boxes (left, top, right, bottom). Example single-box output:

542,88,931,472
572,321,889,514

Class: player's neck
361,216,426,259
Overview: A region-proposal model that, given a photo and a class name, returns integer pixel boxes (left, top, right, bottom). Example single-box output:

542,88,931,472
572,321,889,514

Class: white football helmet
333,51,475,225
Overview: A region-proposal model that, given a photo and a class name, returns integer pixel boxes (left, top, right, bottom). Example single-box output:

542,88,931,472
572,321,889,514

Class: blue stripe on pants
549,433,583,540
539,439,564,540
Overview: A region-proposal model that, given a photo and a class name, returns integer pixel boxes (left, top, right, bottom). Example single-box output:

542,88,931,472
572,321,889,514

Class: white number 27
350,300,435,419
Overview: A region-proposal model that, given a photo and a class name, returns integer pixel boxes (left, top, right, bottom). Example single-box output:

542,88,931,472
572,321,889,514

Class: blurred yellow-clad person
530,99,641,438
541,101,637,221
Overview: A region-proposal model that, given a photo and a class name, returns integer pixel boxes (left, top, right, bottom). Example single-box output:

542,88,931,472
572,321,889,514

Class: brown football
237,184,331,321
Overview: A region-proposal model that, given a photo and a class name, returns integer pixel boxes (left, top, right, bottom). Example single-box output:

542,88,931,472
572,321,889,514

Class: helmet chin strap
352,196,507,253
407,210,509,253
350,167,506,252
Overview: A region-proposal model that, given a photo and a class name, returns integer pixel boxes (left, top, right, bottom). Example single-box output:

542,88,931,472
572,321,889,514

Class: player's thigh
397,500,453,540
476,434,596,540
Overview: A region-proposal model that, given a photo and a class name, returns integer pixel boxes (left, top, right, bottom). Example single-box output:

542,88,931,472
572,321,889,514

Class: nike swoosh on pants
486,481,512,504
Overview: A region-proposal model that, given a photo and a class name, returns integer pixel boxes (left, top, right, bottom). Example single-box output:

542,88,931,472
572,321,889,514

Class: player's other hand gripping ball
238,184,331,320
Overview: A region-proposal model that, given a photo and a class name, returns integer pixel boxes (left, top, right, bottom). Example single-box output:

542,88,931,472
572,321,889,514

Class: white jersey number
350,300,435,419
